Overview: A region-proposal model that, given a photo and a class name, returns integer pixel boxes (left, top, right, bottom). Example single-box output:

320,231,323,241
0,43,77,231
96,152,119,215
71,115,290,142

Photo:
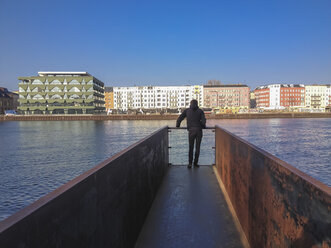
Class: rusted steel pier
0,126,330,248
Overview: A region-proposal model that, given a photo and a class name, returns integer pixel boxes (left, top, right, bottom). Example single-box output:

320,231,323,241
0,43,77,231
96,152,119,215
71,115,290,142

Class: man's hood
190,101,199,110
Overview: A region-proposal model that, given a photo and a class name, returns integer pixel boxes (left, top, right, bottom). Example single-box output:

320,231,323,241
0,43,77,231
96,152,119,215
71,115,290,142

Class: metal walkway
135,165,244,248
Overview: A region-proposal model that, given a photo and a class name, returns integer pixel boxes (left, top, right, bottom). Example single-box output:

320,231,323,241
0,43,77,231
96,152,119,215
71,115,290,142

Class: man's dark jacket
176,102,206,129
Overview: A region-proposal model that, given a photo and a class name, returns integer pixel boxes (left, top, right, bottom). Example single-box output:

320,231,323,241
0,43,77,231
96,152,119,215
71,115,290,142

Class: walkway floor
135,165,244,248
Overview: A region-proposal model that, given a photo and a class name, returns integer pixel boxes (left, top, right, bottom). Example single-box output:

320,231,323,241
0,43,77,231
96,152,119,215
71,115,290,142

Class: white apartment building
269,84,281,109
113,85,203,111
305,85,329,109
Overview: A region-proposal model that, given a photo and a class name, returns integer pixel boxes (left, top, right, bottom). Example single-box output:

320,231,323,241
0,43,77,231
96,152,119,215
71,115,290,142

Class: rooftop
203,84,249,88
105,87,113,92
38,72,91,77
0,87,17,98
255,84,305,90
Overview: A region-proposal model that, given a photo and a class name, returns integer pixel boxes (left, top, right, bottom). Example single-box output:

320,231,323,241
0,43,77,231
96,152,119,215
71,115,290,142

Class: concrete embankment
1,112,330,121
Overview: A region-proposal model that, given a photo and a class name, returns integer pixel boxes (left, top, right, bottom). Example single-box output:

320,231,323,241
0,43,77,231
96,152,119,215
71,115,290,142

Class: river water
0,118,330,221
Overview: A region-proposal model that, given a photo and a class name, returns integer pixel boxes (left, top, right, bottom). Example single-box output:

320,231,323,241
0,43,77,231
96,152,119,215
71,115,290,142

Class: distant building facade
255,84,305,109
305,85,330,109
0,87,19,114
11,91,19,110
249,92,256,108
0,87,11,114
203,85,250,108
254,86,270,108
104,87,114,111
327,85,331,108
18,72,105,115
269,84,281,108
191,85,204,107
113,85,203,111
280,84,305,107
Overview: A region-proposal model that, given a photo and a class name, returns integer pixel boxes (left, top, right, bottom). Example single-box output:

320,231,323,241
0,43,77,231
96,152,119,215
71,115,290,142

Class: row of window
306,94,328,96
208,99,241,102
205,89,248,92
207,103,241,106
22,94,94,100
114,93,192,97
114,90,192,93
281,94,304,96
280,89,304,92
22,80,94,85
207,94,244,97
20,87,95,93
115,103,187,107
281,98,304,101
114,98,191,102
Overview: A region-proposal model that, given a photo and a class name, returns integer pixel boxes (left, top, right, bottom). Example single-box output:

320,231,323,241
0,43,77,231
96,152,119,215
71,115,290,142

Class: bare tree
207,79,221,86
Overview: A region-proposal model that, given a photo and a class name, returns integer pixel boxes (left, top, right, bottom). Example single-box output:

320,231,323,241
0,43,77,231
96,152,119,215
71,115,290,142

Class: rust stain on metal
215,125,331,248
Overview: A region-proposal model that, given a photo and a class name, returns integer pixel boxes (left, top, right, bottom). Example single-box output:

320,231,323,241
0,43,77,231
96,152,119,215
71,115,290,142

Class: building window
50,80,61,85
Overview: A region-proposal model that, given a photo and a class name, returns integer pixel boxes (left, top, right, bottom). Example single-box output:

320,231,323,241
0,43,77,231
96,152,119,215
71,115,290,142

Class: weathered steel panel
215,125,331,248
0,126,169,248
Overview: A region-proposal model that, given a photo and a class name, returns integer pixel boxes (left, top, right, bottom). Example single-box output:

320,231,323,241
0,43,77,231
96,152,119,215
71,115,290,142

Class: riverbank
1,112,331,121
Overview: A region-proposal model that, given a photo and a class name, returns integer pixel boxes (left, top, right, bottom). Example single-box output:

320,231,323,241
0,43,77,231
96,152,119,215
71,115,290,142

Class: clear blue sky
0,0,330,91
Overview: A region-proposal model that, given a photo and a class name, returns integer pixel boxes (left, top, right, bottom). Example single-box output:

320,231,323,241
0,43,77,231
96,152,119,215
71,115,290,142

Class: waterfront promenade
1,112,331,121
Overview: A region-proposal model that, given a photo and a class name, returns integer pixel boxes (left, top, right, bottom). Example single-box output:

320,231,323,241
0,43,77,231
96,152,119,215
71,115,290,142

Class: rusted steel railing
0,127,169,248
214,125,331,248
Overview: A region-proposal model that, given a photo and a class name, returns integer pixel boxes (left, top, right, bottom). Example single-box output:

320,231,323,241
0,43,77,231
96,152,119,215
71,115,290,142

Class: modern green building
18,72,105,114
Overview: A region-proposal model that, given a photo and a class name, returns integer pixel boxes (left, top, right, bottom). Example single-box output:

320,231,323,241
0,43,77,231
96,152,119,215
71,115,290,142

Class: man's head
190,99,198,110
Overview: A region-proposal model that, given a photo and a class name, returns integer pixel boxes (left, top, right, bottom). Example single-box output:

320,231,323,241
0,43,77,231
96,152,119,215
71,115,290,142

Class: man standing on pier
176,99,206,168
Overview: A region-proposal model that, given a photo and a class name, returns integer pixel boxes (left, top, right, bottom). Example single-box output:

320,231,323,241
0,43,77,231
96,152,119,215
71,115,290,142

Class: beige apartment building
203,85,250,108
305,85,330,109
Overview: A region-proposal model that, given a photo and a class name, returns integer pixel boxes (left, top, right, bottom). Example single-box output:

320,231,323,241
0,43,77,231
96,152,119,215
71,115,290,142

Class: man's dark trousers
188,127,203,165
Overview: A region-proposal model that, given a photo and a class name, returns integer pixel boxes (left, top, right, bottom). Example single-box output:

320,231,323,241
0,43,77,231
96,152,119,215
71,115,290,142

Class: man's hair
190,99,198,107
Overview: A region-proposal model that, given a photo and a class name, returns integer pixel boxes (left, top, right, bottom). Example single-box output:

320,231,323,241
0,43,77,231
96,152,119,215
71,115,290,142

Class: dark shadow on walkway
135,166,244,248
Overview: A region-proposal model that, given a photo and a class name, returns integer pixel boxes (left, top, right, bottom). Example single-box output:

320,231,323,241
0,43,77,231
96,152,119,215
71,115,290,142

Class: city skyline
1,0,331,91
15,71,330,115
